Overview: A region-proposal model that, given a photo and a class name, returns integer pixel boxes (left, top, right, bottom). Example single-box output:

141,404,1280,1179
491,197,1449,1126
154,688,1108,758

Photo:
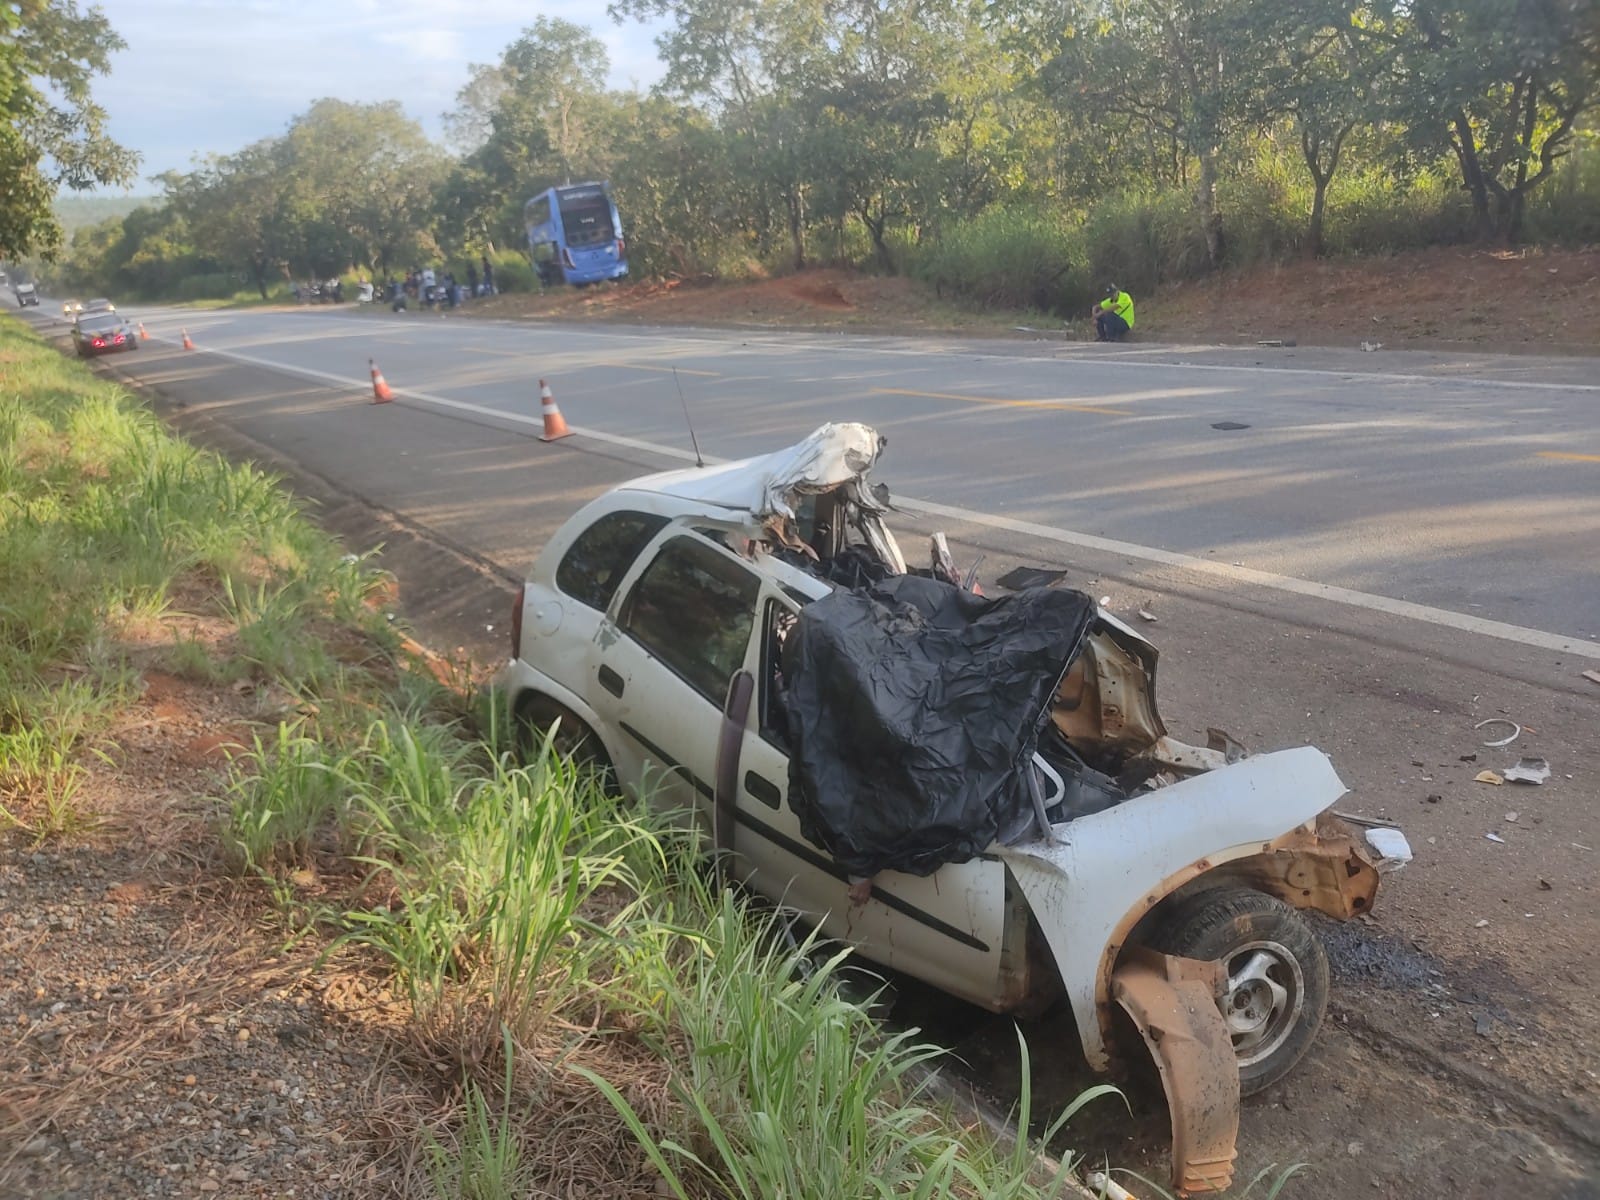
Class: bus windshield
558,187,615,248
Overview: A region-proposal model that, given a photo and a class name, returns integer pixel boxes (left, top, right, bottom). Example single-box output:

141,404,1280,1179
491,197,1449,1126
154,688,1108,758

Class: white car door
588,532,763,831
728,593,1011,1012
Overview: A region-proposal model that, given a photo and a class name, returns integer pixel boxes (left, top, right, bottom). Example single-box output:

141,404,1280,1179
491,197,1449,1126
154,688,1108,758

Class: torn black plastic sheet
782,575,1096,877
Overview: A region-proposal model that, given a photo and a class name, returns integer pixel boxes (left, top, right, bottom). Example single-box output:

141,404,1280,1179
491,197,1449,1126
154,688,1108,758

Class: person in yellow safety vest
1092,283,1135,342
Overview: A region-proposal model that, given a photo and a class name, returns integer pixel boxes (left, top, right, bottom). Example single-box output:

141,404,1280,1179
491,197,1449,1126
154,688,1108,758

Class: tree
1274,0,1394,257
1035,0,1291,266
0,0,138,259
1398,0,1600,242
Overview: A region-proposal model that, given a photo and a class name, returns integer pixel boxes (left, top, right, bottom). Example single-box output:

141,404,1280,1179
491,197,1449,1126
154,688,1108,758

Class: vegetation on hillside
39,1,1600,315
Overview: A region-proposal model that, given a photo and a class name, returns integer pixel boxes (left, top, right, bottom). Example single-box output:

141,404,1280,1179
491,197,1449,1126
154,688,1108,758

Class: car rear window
555,510,669,612
619,536,760,703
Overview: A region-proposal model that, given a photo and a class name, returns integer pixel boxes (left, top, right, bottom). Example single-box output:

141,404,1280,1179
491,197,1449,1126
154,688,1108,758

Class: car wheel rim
1223,939,1303,1068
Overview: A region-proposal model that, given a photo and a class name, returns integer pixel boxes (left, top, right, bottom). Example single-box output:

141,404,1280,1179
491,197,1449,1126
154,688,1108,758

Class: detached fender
998,745,1353,1070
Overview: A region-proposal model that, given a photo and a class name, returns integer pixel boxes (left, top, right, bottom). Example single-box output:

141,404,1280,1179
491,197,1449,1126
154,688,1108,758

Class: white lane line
142,338,1600,660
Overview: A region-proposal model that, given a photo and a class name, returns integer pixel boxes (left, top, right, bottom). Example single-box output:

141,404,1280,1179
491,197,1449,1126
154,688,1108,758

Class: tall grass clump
582,892,1118,1200
912,204,1088,313
226,710,674,1071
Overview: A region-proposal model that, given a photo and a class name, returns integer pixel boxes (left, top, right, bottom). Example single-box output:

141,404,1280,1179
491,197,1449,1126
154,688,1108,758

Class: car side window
555,510,669,612
619,536,760,704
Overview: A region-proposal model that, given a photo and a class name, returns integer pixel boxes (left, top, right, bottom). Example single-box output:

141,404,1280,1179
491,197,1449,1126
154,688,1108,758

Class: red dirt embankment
459,246,1599,355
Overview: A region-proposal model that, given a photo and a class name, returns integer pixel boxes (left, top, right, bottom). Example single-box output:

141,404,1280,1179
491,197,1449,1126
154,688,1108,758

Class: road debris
1475,718,1521,747
1503,757,1551,785
1504,811,1520,822
1486,832,1507,843
1360,340,1383,352
1475,918,1490,927
1335,810,1399,828
1539,879,1554,890
1365,827,1413,869
1475,1013,1494,1037
1425,793,1442,803
1137,608,1158,622
1475,770,1504,785
1583,669,1600,686
1459,752,1478,762
1210,420,1250,430
995,566,1068,590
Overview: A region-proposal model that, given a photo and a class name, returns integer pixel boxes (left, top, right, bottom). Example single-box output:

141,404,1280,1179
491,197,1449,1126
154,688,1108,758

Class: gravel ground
0,664,390,1199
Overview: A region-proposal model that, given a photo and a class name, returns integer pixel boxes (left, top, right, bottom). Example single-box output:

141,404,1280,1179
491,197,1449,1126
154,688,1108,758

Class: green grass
0,314,401,837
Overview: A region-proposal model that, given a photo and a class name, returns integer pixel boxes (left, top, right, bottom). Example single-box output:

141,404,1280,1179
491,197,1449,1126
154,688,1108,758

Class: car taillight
616,238,625,256
113,334,124,343
510,582,526,660
92,338,104,347
562,246,576,269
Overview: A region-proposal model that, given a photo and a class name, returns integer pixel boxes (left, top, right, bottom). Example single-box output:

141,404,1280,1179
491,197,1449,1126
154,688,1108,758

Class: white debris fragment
1504,811,1519,823
1137,608,1158,622
1486,832,1507,843
1365,827,1413,870
1503,757,1550,785
1475,918,1490,928
1474,718,1521,748
1360,340,1383,352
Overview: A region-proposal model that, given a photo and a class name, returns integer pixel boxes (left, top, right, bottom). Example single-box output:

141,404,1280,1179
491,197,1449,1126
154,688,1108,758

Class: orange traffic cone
181,328,195,351
370,358,395,404
138,322,149,341
537,379,572,442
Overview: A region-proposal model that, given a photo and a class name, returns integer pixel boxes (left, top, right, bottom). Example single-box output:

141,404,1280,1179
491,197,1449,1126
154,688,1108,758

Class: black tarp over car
781,575,1096,877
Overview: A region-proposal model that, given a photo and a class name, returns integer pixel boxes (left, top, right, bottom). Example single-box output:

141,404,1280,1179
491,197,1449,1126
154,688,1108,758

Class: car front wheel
1151,886,1330,1096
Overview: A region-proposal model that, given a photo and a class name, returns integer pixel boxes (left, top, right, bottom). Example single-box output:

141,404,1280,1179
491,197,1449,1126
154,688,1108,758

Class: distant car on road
14,282,38,307
62,299,84,317
84,297,115,313
71,312,138,358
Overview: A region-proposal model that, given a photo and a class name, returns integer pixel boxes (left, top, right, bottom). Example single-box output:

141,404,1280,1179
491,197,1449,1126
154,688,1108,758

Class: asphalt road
18,301,1600,1197
71,299,1600,649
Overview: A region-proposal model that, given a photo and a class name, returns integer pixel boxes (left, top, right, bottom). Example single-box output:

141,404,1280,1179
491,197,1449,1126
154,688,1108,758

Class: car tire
514,693,617,793
1150,886,1329,1096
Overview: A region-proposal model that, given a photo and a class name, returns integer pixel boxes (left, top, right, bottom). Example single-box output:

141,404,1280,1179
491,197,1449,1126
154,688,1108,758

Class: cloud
86,0,666,188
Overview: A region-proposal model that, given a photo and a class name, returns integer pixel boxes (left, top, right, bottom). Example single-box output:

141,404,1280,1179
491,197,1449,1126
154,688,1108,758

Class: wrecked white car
496,423,1380,1192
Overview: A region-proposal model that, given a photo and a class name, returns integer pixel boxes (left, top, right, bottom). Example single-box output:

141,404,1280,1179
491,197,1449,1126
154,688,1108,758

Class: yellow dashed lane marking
870,386,1128,416
1537,451,1600,462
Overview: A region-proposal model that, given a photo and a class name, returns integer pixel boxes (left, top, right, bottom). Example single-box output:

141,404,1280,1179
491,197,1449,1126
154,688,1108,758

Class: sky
88,0,667,192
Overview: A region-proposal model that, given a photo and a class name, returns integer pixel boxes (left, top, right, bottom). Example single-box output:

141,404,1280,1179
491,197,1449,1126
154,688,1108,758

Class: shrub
910,204,1087,312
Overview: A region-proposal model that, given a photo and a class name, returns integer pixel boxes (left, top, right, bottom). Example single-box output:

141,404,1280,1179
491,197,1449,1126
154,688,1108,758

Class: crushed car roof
626,422,887,520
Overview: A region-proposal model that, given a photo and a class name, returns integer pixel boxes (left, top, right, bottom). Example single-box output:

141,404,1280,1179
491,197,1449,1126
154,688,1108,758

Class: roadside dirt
450,246,1599,356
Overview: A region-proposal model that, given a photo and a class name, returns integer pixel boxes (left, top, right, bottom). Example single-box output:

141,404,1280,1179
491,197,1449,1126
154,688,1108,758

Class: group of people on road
381,255,498,312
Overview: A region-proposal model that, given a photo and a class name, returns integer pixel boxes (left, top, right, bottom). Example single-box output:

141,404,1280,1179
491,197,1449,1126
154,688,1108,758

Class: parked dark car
71,312,138,358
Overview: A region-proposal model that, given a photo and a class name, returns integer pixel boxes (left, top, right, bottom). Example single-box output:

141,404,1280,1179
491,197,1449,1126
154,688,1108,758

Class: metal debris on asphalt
1137,608,1158,622
1503,757,1551,785
1474,770,1504,785
1486,832,1507,843
1475,718,1521,747
1335,810,1399,828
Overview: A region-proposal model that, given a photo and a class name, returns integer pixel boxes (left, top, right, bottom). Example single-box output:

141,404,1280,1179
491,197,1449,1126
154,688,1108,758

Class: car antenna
673,367,706,468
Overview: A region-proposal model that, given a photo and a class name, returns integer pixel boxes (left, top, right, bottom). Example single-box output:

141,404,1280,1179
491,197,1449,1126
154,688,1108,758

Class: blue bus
525,183,629,287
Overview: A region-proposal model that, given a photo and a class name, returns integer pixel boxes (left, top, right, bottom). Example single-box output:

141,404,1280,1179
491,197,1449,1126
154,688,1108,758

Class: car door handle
744,772,782,810
598,665,625,697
